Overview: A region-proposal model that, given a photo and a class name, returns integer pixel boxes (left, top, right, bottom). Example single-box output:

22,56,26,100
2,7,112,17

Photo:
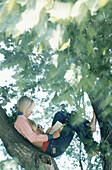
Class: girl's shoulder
17,115,27,121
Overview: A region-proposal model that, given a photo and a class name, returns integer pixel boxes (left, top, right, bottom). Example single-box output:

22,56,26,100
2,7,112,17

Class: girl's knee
54,111,63,118
52,111,66,125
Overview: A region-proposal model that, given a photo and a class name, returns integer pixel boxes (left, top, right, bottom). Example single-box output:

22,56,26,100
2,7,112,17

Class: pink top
14,115,48,143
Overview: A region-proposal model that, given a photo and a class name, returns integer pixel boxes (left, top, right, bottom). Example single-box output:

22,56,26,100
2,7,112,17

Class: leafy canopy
0,0,112,119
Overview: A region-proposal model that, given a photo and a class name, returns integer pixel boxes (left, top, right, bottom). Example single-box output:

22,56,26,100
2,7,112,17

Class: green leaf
88,26,96,38
59,39,70,51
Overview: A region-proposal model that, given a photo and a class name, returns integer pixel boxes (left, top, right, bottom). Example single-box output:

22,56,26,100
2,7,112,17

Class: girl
14,96,99,157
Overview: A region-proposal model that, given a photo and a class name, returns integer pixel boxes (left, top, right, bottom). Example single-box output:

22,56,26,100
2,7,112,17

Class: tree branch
0,106,59,170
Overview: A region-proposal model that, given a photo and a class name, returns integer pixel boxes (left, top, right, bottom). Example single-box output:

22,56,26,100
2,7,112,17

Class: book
49,121,65,134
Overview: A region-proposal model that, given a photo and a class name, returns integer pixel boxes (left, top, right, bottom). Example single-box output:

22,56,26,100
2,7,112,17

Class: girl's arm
32,130,44,148
14,116,53,143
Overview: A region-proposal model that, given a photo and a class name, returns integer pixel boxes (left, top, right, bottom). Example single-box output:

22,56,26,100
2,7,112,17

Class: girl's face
25,109,33,117
24,102,35,117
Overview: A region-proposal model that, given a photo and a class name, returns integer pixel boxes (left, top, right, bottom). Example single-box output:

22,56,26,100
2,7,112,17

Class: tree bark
0,106,59,170
89,95,112,170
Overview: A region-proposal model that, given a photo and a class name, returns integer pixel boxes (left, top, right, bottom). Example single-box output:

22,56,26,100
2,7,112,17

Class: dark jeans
45,111,98,157
45,111,74,157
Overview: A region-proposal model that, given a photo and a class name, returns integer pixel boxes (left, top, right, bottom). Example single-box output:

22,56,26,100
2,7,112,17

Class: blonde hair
28,119,37,132
17,96,35,114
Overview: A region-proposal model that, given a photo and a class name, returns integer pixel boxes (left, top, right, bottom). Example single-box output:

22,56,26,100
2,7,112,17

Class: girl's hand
53,129,61,139
46,127,53,134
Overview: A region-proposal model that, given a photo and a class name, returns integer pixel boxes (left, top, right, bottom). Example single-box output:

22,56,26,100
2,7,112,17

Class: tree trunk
0,106,59,170
89,95,112,170
103,159,112,170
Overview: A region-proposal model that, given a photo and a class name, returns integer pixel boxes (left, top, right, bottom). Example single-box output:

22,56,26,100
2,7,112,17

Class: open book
49,121,65,134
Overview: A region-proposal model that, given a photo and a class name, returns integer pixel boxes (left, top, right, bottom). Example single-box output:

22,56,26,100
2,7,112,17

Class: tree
0,0,112,169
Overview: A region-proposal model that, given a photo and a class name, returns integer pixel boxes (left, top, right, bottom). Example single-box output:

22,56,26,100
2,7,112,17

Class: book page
49,121,64,134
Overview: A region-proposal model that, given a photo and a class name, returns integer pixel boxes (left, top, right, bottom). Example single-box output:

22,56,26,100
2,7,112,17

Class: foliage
0,0,112,169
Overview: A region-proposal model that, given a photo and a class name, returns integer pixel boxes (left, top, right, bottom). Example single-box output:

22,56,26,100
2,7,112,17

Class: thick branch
88,94,112,170
0,106,59,170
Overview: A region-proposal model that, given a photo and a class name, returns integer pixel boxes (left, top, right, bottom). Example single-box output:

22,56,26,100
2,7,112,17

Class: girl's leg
66,111,99,156
67,111,97,134
46,111,98,157
52,111,69,126
51,111,94,140
46,126,74,157
45,111,74,157
74,112,99,156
